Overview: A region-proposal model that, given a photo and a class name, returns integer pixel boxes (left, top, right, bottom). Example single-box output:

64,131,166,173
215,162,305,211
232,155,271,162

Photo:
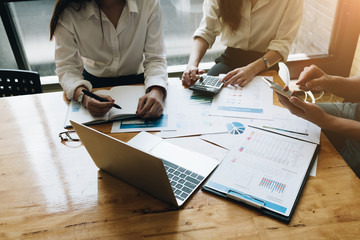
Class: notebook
189,74,225,95
202,126,320,223
64,85,145,129
70,120,219,207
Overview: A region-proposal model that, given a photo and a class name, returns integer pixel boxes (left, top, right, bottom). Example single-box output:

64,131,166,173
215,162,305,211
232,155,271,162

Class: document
250,106,321,144
158,80,227,138
111,113,175,133
64,85,146,129
203,127,319,222
165,136,228,163
210,76,273,120
200,118,253,150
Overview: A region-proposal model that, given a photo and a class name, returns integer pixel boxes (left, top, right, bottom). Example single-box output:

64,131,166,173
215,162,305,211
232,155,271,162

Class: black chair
0,69,42,97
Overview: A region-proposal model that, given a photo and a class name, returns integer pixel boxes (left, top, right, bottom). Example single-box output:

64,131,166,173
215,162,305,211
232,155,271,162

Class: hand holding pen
82,90,121,109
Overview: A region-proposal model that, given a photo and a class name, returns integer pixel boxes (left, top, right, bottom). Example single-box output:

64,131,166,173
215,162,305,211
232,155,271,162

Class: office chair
0,69,42,97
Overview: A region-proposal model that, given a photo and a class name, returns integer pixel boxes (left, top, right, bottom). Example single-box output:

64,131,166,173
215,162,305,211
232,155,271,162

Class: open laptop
70,120,219,207
189,74,225,95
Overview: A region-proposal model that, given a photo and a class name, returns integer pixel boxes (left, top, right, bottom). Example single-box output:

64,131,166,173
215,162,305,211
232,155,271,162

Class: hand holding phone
262,77,303,100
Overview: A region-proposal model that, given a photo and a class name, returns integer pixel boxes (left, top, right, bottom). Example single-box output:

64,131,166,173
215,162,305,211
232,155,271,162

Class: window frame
1,0,360,80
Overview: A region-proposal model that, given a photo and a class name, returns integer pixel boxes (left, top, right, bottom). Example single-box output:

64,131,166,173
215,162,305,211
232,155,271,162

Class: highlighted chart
259,177,286,194
226,122,246,135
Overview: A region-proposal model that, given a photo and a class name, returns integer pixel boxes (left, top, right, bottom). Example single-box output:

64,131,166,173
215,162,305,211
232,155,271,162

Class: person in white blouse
50,0,167,118
182,0,303,87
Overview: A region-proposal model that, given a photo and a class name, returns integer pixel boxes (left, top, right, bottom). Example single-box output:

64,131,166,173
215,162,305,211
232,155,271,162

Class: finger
88,98,114,108
136,96,146,114
137,98,154,117
289,96,309,110
297,65,318,85
182,71,191,85
276,93,304,116
226,73,242,86
222,70,236,83
97,94,115,102
283,85,290,91
239,78,252,87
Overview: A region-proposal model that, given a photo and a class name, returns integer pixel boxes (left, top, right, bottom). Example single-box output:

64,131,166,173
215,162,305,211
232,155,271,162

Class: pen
82,89,122,109
262,126,308,136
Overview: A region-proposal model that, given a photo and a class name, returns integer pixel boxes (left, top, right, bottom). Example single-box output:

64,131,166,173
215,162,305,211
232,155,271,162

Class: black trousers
207,47,279,76
82,70,145,88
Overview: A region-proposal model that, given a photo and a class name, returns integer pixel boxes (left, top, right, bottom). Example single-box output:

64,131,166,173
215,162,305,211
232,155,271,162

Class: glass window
2,0,339,77
0,17,17,69
9,0,55,76
160,0,225,66
290,0,338,58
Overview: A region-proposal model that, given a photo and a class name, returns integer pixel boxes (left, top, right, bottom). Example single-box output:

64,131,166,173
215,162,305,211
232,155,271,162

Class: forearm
323,115,360,142
187,37,209,67
246,50,283,75
326,75,360,101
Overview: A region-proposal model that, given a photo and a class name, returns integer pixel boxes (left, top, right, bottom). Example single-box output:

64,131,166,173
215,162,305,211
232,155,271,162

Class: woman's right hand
181,66,204,87
83,94,114,117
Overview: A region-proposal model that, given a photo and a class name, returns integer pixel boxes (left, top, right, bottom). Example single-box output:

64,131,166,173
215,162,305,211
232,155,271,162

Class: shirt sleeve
54,10,92,100
193,0,221,49
267,0,303,61
143,0,168,96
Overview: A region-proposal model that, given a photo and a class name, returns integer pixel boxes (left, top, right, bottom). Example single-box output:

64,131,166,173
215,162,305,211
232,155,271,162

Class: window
0,15,17,69
1,0,359,83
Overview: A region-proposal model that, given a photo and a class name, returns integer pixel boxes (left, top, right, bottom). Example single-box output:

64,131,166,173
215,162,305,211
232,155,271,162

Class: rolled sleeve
267,0,303,61
54,11,90,100
193,0,221,49
143,0,168,95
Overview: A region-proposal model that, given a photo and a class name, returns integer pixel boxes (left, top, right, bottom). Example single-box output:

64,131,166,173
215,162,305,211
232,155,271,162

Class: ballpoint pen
82,89,122,109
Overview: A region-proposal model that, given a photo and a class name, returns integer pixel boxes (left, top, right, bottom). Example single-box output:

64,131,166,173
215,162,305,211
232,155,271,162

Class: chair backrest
0,69,42,97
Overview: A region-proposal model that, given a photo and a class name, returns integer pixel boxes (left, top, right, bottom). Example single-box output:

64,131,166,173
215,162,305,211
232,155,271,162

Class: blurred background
2,0,359,89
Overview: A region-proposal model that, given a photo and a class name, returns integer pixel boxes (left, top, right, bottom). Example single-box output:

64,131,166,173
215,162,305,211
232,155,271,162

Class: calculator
189,75,224,95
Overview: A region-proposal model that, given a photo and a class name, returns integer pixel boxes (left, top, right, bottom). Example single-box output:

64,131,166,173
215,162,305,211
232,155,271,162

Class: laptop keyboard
162,160,204,201
198,76,223,88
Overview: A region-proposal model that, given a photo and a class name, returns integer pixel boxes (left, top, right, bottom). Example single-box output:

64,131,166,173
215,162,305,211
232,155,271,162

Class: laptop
189,74,225,95
70,120,219,207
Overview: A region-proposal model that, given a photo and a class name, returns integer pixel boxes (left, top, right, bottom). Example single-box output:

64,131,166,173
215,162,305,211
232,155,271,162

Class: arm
297,65,360,101
181,37,209,86
138,0,168,119
222,50,283,87
276,91,360,142
222,0,303,87
182,0,220,86
55,11,114,116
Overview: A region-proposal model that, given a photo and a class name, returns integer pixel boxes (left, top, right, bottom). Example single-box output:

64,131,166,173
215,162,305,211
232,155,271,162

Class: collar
251,0,270,12
85,0,138,20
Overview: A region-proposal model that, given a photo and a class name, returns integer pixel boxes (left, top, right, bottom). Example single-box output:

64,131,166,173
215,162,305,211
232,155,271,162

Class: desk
1,73,360,239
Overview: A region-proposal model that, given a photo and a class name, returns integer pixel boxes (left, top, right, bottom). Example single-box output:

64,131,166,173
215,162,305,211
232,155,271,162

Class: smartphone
262,77,300,99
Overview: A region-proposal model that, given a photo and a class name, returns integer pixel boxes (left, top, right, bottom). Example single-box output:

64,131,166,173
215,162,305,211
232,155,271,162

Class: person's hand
221,65,256,87
136,86,164,119
181,66,204,87
296,65,331,92
276,86,331,128
84,94,114,117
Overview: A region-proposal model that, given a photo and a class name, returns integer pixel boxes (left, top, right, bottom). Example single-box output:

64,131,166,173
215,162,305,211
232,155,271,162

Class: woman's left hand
136,86,164,119
221,66,256,87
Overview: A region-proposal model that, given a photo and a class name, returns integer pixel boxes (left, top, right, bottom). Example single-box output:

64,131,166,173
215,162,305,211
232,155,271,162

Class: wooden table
1,73,359,239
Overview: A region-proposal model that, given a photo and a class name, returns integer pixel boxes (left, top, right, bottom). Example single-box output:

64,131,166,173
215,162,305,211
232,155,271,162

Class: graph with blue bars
259,177,286,194
226,122,246,135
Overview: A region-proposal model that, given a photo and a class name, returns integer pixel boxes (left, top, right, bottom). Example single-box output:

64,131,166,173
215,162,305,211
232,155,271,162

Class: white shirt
55,0,168,100
194,0,303,61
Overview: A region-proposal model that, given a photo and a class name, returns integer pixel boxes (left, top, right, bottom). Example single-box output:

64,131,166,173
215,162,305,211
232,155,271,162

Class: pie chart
226,122,246,135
